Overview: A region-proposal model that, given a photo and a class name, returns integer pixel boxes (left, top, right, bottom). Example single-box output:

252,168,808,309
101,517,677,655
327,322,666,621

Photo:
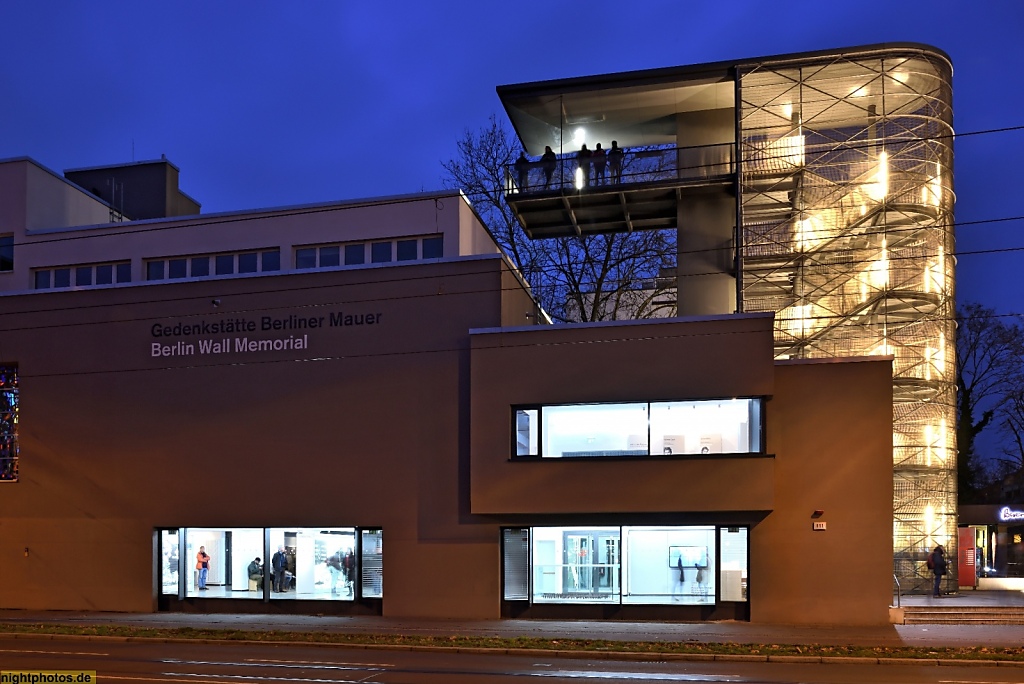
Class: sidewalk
2,595,1024,650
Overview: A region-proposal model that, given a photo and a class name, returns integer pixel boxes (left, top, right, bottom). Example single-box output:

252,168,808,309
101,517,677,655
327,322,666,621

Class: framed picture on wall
669,545,708,567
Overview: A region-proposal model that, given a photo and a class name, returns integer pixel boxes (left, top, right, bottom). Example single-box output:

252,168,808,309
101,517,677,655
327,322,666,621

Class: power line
3,120,1024,253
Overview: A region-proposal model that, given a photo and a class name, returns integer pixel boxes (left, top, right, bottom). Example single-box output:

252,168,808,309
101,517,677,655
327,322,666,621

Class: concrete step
902,605,1024,625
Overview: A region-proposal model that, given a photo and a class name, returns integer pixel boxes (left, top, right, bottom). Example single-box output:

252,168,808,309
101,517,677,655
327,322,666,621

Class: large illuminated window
269,527,357,601
170,527,360,601
510,525,738,606
514,398,762,457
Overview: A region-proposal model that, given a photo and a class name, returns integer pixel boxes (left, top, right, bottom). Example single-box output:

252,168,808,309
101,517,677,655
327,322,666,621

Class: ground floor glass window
514,525,747,606
162,526,366,601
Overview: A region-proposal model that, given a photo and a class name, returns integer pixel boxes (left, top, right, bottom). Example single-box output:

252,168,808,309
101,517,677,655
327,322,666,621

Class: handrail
504,142,734,197
893,573,902,607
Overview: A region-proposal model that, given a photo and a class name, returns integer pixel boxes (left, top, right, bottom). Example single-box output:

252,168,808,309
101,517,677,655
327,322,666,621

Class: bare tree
442,116,676,322
956,302,1024,502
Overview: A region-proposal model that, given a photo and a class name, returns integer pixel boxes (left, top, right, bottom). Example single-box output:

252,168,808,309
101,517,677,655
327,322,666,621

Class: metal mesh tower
737,49,956,592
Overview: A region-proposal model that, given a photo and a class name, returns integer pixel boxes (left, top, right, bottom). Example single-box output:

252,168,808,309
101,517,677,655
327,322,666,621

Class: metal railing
505,142,735,197
893,573,902,607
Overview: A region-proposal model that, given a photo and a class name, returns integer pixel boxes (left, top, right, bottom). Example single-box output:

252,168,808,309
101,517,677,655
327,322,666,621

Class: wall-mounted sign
998,506,1024,522
148,310,382,358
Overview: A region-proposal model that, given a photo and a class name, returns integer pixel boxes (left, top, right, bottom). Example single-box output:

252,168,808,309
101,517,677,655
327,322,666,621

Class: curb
2,630,1023,667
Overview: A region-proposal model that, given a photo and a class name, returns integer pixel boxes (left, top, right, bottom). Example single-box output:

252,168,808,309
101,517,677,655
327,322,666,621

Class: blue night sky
2,0,1022,312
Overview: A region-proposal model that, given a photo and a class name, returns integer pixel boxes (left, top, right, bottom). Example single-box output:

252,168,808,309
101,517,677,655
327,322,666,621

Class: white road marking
159,659,384,672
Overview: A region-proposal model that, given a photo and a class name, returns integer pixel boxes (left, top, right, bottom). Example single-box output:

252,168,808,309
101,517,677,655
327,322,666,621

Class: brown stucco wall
470,314,777,515
752,358,894,625
0,256,524,617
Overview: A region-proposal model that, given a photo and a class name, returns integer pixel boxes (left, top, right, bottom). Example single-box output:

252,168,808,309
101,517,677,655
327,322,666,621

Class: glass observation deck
503,142,734,239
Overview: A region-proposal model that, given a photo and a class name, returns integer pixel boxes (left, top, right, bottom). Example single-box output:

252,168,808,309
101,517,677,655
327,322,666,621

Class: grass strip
1,622,1023,662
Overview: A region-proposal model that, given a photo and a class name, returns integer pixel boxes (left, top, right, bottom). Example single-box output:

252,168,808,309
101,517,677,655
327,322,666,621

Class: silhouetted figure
608,141,624,183
577,144,592,187
592,143,607,185
541,146,557,189
929,545,947,597
514,151,530,191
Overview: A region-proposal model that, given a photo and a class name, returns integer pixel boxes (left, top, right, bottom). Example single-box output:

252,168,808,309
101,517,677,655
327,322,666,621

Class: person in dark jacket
541,146,557,189
247,557,263,591
272,545,288,592
930,544,947,597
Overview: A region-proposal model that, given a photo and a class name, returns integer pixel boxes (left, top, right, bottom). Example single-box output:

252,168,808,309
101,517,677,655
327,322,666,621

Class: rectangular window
503,528,530,601
396,239,417,261
238,252,258,274
360,529,384,598
649,399,761,455
371,242,392,263
115,262,131,283
168,259,188,279
268,527,358,601
164,527,367,600
53,268,71,288
422,236,443,259
261,250,281,272
530,526,620,604
544,403,649,458
344,244,365,265
191,257,210,278
184,527,263,598
515,399,763,458
511,525,722,606
33,270,50,289
75,266,92,287
96,264,113,285
0,366,19,482
215,254,234,275
319,246,340,268
161,529,180,595
146,261,166,281
296,248,317,270
719,527,748,602
0,234,12,272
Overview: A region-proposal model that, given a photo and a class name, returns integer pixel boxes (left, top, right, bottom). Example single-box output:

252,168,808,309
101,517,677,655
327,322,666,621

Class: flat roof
498,42,951,154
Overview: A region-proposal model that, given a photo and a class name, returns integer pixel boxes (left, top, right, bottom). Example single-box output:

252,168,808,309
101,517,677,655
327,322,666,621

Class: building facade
0,153,897,624
500,43,955,592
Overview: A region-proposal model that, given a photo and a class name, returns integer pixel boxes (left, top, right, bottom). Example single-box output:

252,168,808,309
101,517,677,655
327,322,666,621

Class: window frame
512,397,766,459
0,234,13,272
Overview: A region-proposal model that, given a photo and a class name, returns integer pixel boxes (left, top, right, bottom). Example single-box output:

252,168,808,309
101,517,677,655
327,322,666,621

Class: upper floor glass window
168,258,188,279
293,237,440,270
215,254,234,275
371,242,392,263
261,250,280,272
514,398,763,458
397,239,417,261
35,262,131,290
238,252,258,274
76,266,92,287
0,234,14,272
345,244,365,265
422,236,443,259
319,246,340,268
191,257,210,277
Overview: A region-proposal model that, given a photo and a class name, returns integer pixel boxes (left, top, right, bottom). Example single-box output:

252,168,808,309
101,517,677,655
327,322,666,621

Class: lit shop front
502,525,748,608
959,505,1024,591
158,527,382,606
